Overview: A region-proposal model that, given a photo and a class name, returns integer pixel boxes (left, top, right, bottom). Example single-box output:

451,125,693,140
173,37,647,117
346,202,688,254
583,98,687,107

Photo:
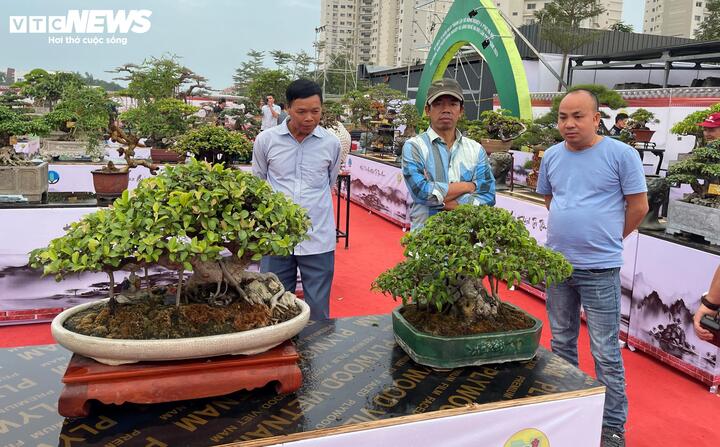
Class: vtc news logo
9,10,152,34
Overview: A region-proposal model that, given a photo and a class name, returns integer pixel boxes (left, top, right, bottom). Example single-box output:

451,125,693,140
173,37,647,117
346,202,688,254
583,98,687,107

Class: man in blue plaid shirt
402,78,495,230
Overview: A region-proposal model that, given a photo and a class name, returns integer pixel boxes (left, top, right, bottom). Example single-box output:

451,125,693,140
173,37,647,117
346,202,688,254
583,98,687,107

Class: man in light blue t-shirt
537,89,648,447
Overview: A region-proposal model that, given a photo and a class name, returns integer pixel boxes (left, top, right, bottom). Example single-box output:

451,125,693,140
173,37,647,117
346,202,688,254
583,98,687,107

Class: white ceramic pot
51,297,310,365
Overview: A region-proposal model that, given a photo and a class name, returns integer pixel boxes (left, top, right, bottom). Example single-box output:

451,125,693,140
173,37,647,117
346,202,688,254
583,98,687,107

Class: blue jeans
260,251,335,320
546,267,627,433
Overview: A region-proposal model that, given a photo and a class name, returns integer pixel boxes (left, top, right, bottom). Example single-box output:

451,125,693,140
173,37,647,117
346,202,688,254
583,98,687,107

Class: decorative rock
666,200,720,245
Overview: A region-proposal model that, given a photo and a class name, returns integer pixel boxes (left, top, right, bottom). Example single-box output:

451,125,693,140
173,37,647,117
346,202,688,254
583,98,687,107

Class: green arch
416,0,532,120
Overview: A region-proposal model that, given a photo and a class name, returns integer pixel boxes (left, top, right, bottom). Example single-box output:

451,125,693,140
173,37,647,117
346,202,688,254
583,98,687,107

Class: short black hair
564,89,599,112
615,112,628,123
218,97,226,104
286,79,323,106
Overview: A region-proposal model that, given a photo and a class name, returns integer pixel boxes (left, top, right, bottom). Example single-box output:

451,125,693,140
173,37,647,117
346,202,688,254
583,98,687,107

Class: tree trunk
176,269,184,307
144,266,149,292
108,271,115,299
558,52,569,92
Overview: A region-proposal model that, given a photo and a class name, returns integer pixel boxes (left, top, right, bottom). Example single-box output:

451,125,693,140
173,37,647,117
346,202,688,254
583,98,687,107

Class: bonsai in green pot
372,205,572,368
29,159,313,365
466,109,526,153
174,125,253,164
665,140,720,244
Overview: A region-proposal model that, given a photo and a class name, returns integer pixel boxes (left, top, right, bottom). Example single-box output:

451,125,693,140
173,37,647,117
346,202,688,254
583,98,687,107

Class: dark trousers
260,251,335,320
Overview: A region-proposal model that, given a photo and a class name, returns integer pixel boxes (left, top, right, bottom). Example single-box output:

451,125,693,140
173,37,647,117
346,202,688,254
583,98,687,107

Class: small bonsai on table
175,124,253,164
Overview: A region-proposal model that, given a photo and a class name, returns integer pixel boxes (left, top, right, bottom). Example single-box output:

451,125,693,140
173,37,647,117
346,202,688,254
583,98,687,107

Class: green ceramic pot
392,304,542,369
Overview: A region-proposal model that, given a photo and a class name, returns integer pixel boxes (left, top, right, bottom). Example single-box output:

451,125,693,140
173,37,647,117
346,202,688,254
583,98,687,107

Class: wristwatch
701,292,720,311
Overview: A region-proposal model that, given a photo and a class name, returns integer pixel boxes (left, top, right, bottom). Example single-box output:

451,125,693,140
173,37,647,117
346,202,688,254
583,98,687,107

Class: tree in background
74,72,124,91
609,21,633,33
246,70,291,105
233,50,266,96
534,0,605,91
13,69,84,110
695,0,720,40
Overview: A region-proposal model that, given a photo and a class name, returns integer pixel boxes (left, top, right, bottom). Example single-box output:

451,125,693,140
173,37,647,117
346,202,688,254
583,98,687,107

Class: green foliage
320,101,345,129
541,84,627,124
534,0,606,90
44,84,115,153
120,98,197,146
13,69,83,110
246,70,291,105
695,0,720,40
0,105,51,148
670,103,720,143
175,125,253,162
666,141,720,197
342,84,407,129
394,103,421,136
627,108,659,129
233,50,267,96
372,205,572,310
466,109,526,141
512,120,562,150
73,72,124,91
30,159,311,281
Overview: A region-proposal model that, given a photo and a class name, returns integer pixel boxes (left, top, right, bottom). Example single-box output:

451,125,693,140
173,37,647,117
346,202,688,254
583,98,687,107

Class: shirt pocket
302,165,329,188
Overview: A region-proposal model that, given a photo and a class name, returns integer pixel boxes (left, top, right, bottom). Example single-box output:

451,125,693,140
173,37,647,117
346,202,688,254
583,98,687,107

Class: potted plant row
372,205,572,368
30,159,312,365
174,124,253,165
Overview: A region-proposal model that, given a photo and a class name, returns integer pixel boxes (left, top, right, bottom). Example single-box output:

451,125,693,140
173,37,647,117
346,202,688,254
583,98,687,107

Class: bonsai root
218,258,251,304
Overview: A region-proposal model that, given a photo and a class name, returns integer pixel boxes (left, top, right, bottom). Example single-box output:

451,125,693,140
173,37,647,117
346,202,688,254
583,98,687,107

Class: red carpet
1,199,718,446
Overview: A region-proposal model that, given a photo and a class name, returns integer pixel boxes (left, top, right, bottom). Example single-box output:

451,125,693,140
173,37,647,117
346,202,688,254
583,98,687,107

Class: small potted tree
0,105,51,202
29,159,313,365
466,109,526,153
43,84,115,161
174,124,253,164
665,140,720,244
513,123,562,190
626,108,659,143
372,205,572,368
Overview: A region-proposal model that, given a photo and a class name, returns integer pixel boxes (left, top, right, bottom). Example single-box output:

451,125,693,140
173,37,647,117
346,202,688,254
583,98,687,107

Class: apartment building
643,0,710,38
319,0,624,69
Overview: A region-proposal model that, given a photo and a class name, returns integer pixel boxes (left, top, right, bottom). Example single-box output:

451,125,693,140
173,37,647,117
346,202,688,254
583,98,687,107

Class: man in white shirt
261,95,281,130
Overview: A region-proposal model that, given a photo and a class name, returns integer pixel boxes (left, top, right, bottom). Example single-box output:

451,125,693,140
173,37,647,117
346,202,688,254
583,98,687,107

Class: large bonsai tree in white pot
30,159,312,365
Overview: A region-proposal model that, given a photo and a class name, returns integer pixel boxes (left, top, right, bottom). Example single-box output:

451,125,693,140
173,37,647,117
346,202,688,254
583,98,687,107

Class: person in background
261,94,281,130
609,112,628,136
213,98,227,127
693,266,720,341
252,79,341,320
401,78,495,231
277,103,288,125
536,89,648,447
697,111,720,143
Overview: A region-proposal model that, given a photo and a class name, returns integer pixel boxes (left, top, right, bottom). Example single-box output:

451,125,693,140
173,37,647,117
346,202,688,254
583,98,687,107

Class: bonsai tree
394,103,421,137
43,84,116,159
109,56,203,149
372,205,572,334
0,106,51,147
512,121,561,151
120,97,197,149
671,103,720,147
13,69,83,111
174,125,253,163
666,140,720,208
466,109,526,142
30,159,311,317
626,108,659,130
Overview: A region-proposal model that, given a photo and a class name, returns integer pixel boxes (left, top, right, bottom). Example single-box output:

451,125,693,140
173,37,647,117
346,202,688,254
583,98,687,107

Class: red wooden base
58,341,302,417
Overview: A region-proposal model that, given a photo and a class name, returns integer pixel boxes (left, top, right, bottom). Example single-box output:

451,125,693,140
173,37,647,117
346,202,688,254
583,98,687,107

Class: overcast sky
1,0,321,90
2,0,643,90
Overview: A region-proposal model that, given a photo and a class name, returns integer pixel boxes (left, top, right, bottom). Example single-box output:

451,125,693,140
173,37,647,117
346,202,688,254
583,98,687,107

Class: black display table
0,316,604,446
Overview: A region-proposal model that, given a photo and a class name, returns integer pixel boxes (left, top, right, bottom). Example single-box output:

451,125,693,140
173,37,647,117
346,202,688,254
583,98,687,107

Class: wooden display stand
58,341,301,417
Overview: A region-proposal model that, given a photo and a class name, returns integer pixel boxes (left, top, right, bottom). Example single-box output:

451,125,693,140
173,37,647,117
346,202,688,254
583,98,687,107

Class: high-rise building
643,0,710,38
318,0,624,69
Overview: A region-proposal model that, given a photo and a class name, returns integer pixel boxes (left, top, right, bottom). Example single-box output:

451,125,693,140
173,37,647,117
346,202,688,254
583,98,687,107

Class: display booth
1,315,605,447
